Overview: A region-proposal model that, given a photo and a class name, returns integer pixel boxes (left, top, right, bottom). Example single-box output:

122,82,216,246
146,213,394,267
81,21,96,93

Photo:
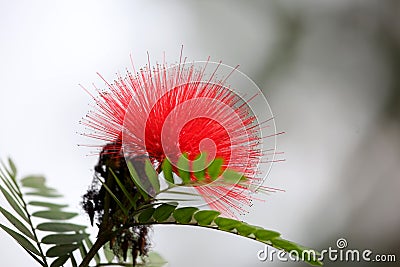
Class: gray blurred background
1,0,399,266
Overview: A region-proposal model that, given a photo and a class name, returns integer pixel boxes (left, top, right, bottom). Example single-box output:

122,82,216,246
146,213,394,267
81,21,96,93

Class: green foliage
153,203,177,222
32,210,78,220
142,251,168,267
37,222,86,232
145,159,160,193
0,206,35,239
127,161,150,201
132,203,322,266
28,201,68,209
214,217,241,231
0,159,87,267
177,153,190,183
192,152,207,181
110,168,137,209
0,223,41,255
161,157,174,184
207,157,224,180
49,254,69,267
0,183,29,222
172,207,198,224
221,169,247,184
138,207,155,223
103,242,115,263
159,152,248,189
46,244,81,257
96,175,129,216
1,159,167,267
120,154,322,266
119,152,322,266
194,210,221,226
42,234,90,245
1,156,321,266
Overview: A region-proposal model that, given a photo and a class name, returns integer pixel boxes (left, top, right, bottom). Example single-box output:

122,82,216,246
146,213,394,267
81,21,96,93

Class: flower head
82,54,277,216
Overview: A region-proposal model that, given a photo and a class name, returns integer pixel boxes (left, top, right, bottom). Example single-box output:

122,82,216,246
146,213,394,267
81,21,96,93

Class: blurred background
1,0,399,266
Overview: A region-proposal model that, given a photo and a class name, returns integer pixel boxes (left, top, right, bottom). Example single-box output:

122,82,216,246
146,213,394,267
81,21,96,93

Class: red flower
82,54,277,216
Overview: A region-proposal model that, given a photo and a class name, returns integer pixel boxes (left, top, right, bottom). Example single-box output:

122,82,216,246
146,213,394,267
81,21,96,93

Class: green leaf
32,210,78,220
36,222,86,232
254,229,280,241
133,205,322,266
177,153,190,183
0,172,22,204
28,201,68,209
138,207,155,223
153,203,177,222
46,244,80,257
26,190,62,198
214,217,241,231
173,207,198,224
193,210,220,226
236,223,256,236
0,184,29,223
161,158,174,184
110,168,137,209
0,223,41,256
221,169,246,184
145,159,160,193
23,247,46,266
0,206,34,240
145,251,168,267
50,255,69,267
8,158,17,178
21,176,46,189
104,242,115,263
0,160,16,182
70,253,78,267
127,161,149,201
193,152,207,181
96,176,128,216
78,241,88,262
271,238,300,250
207,158,224,180
42,233,89,245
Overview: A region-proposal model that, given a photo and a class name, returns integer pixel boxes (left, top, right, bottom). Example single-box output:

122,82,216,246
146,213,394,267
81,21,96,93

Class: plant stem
79,231,110,267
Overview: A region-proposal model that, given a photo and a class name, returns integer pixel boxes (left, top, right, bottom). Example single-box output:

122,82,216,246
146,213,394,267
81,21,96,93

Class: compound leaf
0,223,40,256
153,203,177,222
32,210,78,220
0,206,34,240
193,210,220,226
173,207,198,224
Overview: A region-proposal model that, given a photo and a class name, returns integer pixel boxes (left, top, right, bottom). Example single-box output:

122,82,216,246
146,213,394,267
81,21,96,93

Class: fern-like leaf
131,204,322,266
0,159,88,267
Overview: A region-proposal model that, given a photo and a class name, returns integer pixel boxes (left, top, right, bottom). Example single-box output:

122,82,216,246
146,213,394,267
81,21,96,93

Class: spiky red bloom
83,56,267,216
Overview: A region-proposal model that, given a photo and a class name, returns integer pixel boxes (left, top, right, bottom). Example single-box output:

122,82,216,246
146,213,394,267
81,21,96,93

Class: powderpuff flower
82,53,277,216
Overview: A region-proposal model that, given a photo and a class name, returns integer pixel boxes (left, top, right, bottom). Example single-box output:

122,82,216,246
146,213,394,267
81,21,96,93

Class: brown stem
79,229,114,267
